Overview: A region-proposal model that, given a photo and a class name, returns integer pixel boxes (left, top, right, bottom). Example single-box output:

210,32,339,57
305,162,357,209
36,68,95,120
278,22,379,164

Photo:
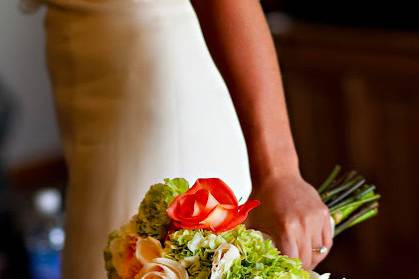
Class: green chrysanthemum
135,178,189,240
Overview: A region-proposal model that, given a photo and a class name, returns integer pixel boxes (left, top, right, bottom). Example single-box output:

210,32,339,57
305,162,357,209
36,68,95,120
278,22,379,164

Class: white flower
309,271,331,279
210,243,241,279
179,255,200,268
187,233,204,253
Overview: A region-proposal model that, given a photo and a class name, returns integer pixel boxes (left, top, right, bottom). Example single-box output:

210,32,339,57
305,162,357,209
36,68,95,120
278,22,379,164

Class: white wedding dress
39,0,252,278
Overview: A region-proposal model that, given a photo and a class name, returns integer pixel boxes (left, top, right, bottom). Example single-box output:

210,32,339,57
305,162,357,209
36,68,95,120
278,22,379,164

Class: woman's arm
191,0,332,269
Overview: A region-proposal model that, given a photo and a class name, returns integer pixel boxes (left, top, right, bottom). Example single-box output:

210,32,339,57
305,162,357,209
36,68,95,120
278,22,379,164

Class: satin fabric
44,0,251,277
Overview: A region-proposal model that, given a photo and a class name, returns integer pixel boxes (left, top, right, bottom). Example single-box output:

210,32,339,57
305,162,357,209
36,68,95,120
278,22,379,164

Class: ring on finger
312,246,328,255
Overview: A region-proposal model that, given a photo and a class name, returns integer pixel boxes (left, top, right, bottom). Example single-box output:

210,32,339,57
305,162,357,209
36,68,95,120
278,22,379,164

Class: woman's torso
45,1,252,277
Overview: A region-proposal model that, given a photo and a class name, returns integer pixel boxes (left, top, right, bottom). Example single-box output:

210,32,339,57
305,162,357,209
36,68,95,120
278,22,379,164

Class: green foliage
136,178,189,240
164,225,309,279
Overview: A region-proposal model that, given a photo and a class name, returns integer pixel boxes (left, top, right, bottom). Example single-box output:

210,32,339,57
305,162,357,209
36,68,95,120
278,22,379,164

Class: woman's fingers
310,215,333,269
323,216,334,249
247,177,334,271
310,234,326,269
298,233,312,270
276,212,331,269
276,231,299,259
278,219,313,269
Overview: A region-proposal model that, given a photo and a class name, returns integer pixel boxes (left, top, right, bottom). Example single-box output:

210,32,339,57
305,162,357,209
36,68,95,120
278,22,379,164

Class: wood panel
275,22,419,278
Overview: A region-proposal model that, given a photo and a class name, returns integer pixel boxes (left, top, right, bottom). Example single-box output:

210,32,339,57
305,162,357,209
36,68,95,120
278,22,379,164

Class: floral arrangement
104,167,379,279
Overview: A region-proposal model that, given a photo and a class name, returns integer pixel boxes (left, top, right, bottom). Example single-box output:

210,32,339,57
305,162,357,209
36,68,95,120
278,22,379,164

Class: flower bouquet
104,167,379,279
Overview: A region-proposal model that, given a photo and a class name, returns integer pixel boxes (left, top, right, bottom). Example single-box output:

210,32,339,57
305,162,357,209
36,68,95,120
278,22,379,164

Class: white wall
0,1,61,168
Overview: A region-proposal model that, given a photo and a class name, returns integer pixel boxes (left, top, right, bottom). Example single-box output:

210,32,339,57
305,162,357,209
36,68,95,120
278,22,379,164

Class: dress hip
45,0,252,278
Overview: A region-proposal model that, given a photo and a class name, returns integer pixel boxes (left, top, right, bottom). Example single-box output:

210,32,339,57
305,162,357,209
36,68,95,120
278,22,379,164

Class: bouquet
104,167,379,279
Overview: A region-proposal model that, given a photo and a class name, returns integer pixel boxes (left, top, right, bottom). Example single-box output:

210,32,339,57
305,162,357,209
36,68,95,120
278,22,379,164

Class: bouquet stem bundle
318,165,380,237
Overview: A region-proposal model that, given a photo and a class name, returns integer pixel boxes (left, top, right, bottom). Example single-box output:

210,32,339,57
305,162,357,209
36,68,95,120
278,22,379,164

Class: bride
25,0,332,277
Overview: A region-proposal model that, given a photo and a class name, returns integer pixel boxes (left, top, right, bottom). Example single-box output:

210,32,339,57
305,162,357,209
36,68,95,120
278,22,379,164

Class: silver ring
313,246,328,254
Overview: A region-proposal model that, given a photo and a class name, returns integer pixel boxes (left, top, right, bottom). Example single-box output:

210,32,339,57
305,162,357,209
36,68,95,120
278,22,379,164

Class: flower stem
318,165,341,194
318,166,380,237
327,177,366,208
334,201,379,236
321,176,362,203
331,194,380,224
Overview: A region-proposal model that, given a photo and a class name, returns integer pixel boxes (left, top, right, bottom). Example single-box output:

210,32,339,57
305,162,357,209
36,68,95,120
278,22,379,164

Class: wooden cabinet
274,22,419,278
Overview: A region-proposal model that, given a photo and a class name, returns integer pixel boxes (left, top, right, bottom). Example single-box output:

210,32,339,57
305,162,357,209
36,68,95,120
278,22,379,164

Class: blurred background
0,0,418,278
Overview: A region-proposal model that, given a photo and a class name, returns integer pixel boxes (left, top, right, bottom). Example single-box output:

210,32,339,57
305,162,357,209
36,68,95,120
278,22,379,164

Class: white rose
210,243,240,279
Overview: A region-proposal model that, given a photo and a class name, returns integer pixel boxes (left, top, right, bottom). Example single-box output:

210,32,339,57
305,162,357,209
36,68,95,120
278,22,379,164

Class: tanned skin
191,0,332,269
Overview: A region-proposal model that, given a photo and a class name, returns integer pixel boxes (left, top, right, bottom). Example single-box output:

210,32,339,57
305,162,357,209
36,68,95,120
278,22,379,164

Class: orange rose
166,178,260,233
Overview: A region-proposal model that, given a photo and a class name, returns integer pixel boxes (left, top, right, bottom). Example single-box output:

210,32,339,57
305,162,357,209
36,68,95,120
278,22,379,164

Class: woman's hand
192,0,332,269
247,174,333,270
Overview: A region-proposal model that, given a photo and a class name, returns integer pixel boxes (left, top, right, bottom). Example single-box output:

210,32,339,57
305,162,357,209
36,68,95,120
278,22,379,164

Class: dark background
263,1,419,278
264,0,419,31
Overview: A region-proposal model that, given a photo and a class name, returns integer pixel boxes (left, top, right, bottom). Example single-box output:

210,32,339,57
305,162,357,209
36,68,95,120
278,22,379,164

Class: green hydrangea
163,225,310,279
164,228,228,278
223,226,309,279
135,178,189,240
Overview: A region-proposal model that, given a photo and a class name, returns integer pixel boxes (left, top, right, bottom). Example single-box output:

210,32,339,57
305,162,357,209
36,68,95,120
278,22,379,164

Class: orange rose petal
190,178,238,206
172,220,207,230
166,178,260,233
219,199,261,232
199,205,231,229
167,195,198,222
191,189,216,216
168,189,219,223
205,192,219,209
198,199,261,233
169,194,212,223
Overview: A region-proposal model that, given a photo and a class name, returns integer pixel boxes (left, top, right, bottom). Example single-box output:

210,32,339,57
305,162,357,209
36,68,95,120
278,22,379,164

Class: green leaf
164,178,190,194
